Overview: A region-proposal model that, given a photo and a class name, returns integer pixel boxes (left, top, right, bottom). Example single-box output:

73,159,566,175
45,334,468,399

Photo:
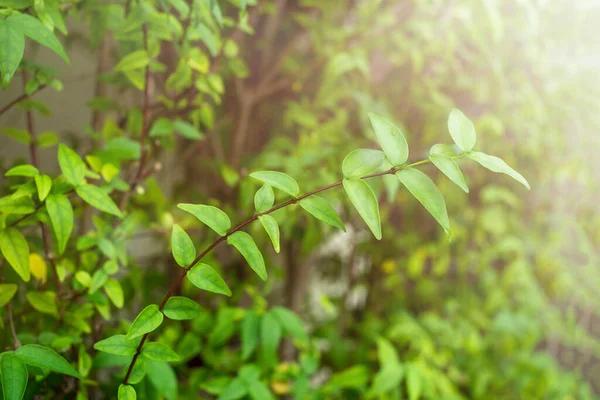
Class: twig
7,303,21,348
0,84,48,118
123,158,432,383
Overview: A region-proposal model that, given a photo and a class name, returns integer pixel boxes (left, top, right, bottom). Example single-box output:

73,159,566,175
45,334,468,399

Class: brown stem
0,84,48,118
7,303,21,348
122,159,432,383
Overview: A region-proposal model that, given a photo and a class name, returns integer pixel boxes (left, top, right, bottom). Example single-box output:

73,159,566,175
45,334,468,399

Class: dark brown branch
123,159,431,383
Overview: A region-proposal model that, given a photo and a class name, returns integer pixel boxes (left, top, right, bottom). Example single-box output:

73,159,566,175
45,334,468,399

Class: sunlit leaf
187,263,231,296
126,305,164,340
171,224,196,267
342,179,381,240
447,109,476,152
177,203,231,236
45,193,74,255
29,253,47,283
0,228,30,282
0,19,24,84
254,183,274,213
429,154,469,193
0,283,18,307
258,215,280,253
94,334,140,356
26,291,57,315
368,113,409,166
163,296,202,320
249,171,300,197
118,384,137,400
34,174,52,201
76,184,122,217
342,149,385,179
58,144,85,186
227,231,267,280
299,195,345,231
16,344,81,378
468,152,530,189
5,164,39,177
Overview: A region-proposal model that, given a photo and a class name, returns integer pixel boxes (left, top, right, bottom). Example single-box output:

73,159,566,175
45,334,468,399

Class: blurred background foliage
1,0,599,398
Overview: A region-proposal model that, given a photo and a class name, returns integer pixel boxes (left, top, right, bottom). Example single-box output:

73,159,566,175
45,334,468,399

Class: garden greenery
1,0,598,399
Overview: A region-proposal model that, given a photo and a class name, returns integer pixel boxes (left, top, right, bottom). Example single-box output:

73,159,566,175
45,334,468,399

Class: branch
0,84,47,118
122,158,431,383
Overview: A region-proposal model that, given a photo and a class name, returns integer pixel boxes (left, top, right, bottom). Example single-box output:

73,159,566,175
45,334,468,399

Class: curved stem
122,158,431,383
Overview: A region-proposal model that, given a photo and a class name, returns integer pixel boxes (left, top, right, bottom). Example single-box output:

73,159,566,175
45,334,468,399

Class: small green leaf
342,179,381,240
118,384,137,400
104,278,124,308
187,263,231,296
248,380,274,400
149,118,174,137
258,215,280,253
218,378,247,400
57,144,85,186
0,228,30,282
227,231,267,280
249,171,300,197
146,360,178,400
163,296,202,320
94,334,140,356
34,174,52,201
177,203,231,236
429,154,469,193
0,283,18,307
241,312,260,360
171,224,196,267
397,168,450,237
447,109,476,152
260,312,282,368
15,344,81,379
299,195,345,231
368,113,409,166
342,149,385,179
7,14,69,63
142,342,180,362
1,351,28,400
406,364,422,400
254,183,274,213
36,131,59,147
1,128,30,144
5,164,39,177
271,306,308,345
89,270,108,294
0,19,24,85
468,152,530,190
429,143,458,157
45,193,73,255
76,184,122,217
0,196,35,215
115,50,149,72
173,120,204,140
26,291,57,315
368,365,404,397
126,305,164,340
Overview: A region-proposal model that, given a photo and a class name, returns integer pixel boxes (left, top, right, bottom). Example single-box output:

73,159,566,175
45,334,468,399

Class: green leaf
468,152,530,190
34,174,52,201
104,278,124,308
248,381,274,400
115,50,149,71
397,168,450,237
149,118,174,137
26,291,57,315
254,183,274,213
429,143,458,157
241,312,260,360
15,344,81,379
368,365,404,397
0,196,35,215
126,357,146,385
227,231,267,280
7,14,69,64
429,154,469,193
118,384,137,400
299,195,345,231
45,193,73,255
406,364,421,400
57,144,85,186
94,334,140,356
218,378,247,400
258,215,280,253
126,305,164,340
1,128,30,144
142,342,180,362
1,351,28,400
5,164,39,177
447,109,476,152
0,19,24,85
0,283,18,307
163,296,202,320
146,360,178,400
260,312,282,367
171,224,196,267
0,0,31,10
89,270,108,294
36,132,59,147
177,203,231,236
368,113,409,166
76,184,122,217
271,306,308,345
342,149,385,179
0,228,30,282
249,171,300,197
342,179,381,240
376,337,400,367
187,263,231,296
173,120,204,140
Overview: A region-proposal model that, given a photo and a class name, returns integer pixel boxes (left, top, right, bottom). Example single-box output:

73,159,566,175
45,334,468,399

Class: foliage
1,0,599,399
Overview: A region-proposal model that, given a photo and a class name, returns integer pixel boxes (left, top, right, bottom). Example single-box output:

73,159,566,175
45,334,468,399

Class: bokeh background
2,0,600,398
